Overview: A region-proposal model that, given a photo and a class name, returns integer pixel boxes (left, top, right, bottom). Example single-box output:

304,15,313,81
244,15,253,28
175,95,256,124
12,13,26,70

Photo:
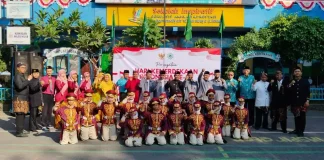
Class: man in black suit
287,67,310,137
268,70,289,133
29,69,43,132
165,71,184,98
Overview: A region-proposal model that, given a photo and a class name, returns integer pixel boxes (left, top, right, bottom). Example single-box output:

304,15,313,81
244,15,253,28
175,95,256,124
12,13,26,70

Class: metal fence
0,88,11,101
310,88,324,101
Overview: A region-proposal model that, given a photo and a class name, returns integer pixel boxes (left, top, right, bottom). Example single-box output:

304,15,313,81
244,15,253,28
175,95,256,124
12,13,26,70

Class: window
55,56,68,73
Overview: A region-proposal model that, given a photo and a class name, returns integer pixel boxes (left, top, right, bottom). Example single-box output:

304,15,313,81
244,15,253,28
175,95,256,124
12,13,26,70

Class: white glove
104,116,108,119
82,116,87,120
121,115,126,122
65,123,69,127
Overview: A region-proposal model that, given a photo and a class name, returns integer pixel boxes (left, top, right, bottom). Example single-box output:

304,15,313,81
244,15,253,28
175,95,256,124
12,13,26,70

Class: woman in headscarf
68,70,80,99
79,72,92,100
55,69,68,103
92,72,104,104
99,73,116,99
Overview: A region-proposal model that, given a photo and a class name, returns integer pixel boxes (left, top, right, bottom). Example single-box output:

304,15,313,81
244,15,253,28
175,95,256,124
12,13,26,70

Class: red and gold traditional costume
182,92,198,116
188,101,205,146
54,93,80,145
97,90,119,141
232,97,250,140
168,92,184,114
120,107,143,147
206,101,224,144
138,91,151,134
168,102,187,145
158,93,169,115
141,98,168,146
77,89,98,141
201,89,216,115
119,91,137,116
222,94,234,137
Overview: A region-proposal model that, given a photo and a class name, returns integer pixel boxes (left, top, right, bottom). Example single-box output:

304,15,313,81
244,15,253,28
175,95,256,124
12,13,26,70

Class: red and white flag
297,1,316,11
260,0,279,9
279,0,295,9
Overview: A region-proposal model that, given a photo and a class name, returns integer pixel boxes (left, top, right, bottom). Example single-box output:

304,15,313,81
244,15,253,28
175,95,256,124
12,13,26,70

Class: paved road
1,110,324,160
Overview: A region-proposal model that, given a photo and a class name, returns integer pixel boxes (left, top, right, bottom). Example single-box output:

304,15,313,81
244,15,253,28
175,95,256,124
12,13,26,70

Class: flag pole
113,11,116,47
163,0,166,48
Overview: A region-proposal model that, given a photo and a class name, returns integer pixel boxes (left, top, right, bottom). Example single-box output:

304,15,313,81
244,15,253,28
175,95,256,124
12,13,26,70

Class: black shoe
16,133,28,137
268,128,277,131
282,130,287,133
297,132,304,137
289,130,297,134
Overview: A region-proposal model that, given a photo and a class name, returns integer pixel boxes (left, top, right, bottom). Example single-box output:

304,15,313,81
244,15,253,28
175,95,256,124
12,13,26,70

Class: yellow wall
107,5,244,27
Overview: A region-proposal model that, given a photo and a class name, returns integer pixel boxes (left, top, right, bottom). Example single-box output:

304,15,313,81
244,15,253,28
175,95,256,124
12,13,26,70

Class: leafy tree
194,38,214,48
21,8,109,56
122,18,165,48
227,28,273,73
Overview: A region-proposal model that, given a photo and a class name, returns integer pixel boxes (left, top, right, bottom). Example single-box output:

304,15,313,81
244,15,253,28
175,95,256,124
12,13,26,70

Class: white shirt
277,79,283,90
252,81,270,107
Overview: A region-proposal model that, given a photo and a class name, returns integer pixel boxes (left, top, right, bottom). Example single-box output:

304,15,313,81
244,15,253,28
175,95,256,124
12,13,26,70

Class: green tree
227,28,273,73
21,8,109,55
194,38,214,48
122,18,164,48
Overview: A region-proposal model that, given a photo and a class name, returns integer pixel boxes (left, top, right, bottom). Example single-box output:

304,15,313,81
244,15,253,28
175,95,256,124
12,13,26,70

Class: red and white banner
261,0,279,9
57,0,72,8
297,1,316,11
38,0,55,8
76,0,91,6
112,47,221,82
279,0,295,9
317,1,324,10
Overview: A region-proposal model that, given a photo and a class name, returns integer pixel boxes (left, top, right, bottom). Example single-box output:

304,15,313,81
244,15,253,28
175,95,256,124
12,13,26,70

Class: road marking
217,146,229,158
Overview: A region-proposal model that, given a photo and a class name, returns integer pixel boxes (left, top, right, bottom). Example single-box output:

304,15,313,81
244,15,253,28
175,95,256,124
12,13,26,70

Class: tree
194,38,214,48
122,18,164,48
268,14,324,71
227,28,273,73
21,8,109,56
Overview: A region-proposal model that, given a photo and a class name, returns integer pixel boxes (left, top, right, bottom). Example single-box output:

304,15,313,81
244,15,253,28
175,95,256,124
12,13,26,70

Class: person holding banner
197,69,213,102
139,70,156,99
183,70,198,101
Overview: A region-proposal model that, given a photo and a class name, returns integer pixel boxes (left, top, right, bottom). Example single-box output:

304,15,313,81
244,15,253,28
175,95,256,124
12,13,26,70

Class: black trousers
29,107,41,131
255,107,268,129
270,107,287,131
244,99,255,126
15,113,26,134
120,92,127,102
294,111,306,133
42,94,54,127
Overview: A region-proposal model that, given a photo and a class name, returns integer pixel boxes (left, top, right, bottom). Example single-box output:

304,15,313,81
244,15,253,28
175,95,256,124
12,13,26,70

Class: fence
310,88,324,101
0,88,11,101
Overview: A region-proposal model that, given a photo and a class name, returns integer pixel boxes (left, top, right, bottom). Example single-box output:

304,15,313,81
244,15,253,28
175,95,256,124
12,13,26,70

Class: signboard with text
6,27,31,45
97,0,258,5
238,51,281,62
107,5,244,27
6,1,31,19
112,47,221,82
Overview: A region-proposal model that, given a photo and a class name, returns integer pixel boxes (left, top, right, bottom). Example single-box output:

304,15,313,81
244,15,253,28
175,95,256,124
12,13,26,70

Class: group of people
13,62,310,146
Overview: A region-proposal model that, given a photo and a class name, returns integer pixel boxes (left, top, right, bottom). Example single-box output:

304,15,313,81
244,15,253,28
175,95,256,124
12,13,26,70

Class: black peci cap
31,69,39,73
175,71,180,75
243,66,250,70
46,66,53,70
214,69,220,73
204,71,210,75
146,70,152,73
124,70,129,73
187,70,193,74
16,62,26,68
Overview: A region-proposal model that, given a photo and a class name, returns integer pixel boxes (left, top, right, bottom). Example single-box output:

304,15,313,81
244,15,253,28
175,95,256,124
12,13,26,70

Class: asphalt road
1,110,324,160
